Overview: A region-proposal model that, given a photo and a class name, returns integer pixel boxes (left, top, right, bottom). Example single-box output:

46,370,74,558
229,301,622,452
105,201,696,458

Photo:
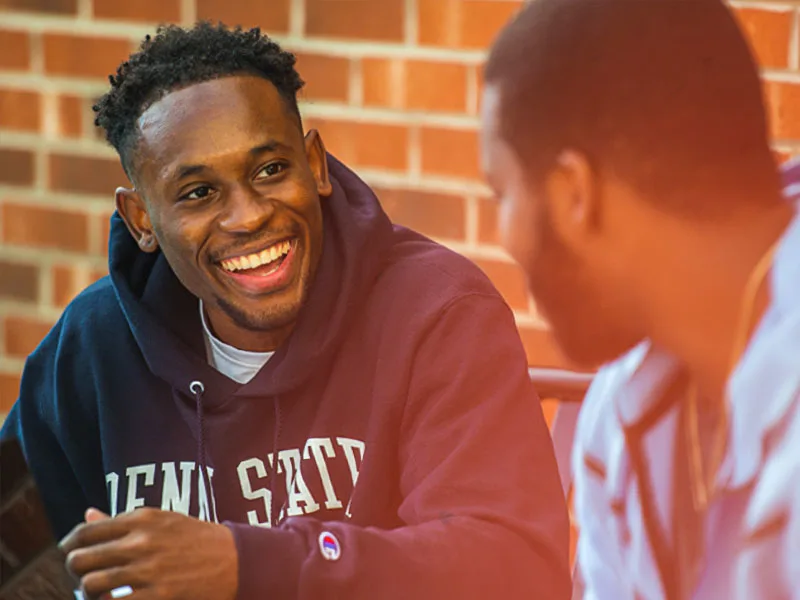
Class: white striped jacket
572,170,800,600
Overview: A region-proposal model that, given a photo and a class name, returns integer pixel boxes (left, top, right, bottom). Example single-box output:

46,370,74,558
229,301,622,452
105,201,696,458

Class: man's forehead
134,76,298,174
139,76,288,134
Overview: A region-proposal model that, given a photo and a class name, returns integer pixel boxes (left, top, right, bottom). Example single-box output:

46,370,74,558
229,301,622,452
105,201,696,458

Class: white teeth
221,240,293,272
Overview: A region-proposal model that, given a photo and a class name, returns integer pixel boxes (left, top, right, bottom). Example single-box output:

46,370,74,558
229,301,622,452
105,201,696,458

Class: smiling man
0,23,570,600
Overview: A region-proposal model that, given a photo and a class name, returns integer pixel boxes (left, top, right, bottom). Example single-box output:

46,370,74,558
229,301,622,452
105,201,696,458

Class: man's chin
549,328,606,371
554,329,641,371
214,292,304,333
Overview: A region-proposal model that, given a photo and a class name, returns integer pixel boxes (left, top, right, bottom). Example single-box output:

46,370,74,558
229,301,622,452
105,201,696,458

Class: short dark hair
94,22,305,175
485,0,778,212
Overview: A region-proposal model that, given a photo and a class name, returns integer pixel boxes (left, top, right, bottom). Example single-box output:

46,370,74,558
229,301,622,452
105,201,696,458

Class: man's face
120,75,331,351
480,84,641,368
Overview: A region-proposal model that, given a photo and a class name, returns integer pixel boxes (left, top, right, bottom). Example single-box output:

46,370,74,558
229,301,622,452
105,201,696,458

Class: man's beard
214,270,310,334
526,228,641,368
522,215,608,368
215,296,301,332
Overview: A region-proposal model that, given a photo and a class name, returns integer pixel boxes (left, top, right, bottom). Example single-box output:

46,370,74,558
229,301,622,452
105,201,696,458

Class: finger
66,536,142,577
86,508,111,523
80,567,146,600
60,517,133,554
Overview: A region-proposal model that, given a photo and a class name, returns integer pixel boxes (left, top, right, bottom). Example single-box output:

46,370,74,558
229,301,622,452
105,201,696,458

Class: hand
60,507,238,600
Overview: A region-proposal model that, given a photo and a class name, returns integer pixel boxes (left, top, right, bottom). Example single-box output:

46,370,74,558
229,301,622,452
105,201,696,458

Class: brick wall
0,0,798,414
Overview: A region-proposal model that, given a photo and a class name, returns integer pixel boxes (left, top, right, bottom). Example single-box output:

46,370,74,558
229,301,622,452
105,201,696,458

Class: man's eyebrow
169,140,292,182
174,164,207,181
249,140,293,156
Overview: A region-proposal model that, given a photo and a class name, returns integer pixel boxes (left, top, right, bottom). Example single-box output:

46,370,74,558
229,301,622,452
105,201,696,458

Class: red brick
196,0,290,32
541,398,558,426
418,0,522,49
306,0,404,42
90,268,108,284
478,197,499,245
57,95,84,138
473,257,529,311
363,59,468,112
474,64,485,114
0,89,40,132
93,0,180,23
4,316,54,359
306,118,408,171
362,58,405,108
52,264,84,308
2,203,89,252
375,188,466,240
734,8,792,69
294,53,350,103
98,212,114,256
0,0,76,14
518,325,571,369
420,127,480,180
0,372,21,412
569,522,578,566
0,30,31,71
43,34,132,79
0,149,35,186
765,82,800,140
0,261,39,302
407,61,468,112
48,154,129,196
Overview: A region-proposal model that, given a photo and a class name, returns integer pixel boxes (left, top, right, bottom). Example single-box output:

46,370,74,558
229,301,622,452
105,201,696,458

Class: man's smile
218,238,294,272
214,238,300,294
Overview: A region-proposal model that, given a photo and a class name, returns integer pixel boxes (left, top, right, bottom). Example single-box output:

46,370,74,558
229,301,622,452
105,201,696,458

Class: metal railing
529,367,594,404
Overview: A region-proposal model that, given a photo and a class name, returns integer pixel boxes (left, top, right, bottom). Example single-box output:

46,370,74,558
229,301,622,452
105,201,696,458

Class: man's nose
217,186,275,234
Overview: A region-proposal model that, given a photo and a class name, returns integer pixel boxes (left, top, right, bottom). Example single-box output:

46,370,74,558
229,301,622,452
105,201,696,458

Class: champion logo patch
318,531,341,561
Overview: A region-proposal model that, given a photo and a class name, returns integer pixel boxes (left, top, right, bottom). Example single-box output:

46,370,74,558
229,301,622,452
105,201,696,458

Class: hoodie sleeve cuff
225,521,307,600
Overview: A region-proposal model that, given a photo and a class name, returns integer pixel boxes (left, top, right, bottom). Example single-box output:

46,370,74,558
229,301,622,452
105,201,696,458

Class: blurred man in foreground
481,0,800,598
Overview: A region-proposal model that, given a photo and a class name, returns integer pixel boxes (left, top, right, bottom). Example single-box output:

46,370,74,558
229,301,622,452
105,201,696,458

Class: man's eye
182,186,213,201
257,162,287,179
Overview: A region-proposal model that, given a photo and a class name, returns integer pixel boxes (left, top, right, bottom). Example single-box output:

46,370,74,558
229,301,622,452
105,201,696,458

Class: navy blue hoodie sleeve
227,293,572,599
0,317,108,539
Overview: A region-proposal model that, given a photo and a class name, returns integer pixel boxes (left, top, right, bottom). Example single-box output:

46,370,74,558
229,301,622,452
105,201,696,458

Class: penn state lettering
104,436,365,524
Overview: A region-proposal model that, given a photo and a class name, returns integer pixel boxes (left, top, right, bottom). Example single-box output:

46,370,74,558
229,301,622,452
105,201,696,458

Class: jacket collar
720,208,800,488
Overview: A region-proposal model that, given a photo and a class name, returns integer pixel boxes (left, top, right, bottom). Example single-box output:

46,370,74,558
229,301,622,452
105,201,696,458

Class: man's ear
115,187,159,253
545,149,597,245
304,129,333,198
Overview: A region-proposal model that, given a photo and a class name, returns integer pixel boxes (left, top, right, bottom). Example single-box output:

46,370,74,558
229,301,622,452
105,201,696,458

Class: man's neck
645,203,793,403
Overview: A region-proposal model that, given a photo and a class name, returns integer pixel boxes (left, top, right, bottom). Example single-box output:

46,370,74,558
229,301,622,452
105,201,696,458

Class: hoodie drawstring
190,380,215,519
186,386,287,526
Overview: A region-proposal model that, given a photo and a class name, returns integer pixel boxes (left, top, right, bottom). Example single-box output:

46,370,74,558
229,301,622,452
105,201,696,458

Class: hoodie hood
108,154,394,409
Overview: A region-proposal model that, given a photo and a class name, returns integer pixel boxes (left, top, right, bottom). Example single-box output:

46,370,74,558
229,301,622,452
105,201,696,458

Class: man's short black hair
485,0,778,212
94,21,305,175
